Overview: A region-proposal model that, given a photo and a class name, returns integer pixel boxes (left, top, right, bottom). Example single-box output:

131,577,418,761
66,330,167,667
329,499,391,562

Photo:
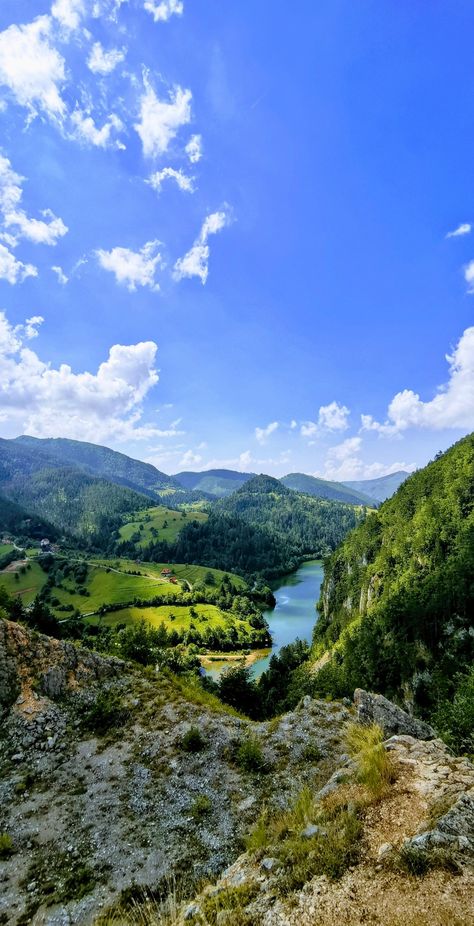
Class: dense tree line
308,434,474,731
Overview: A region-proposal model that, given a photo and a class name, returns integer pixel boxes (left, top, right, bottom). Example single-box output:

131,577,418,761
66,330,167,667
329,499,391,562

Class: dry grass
345,722,394,797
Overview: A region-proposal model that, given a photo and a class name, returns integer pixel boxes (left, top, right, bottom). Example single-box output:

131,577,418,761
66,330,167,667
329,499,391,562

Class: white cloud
361,327,474,434
0,154,68,245
318,401,350,431
255,421,279,444
144,0,184,23
51,0,85,31
87,41,125,75
179,449,202,468
96,240,162,291
134,76,192,158
315,436,414,482
185,133,202,163
446,222,471,239
51,265,68,284
148,167,194,194
328,436,362,462
0,244,37,284
0,310,168,443
0,16,66,122
71,108,124,148
173,209,229,284
300,401,350,439
464,261,474,294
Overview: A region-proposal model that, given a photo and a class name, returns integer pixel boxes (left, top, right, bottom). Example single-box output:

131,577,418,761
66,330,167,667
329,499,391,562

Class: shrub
190,795,212,820
236,736,266,772
393,844,462,877
345,722,393,796
0,833,13,859
82,690,128,735
180,726,206,752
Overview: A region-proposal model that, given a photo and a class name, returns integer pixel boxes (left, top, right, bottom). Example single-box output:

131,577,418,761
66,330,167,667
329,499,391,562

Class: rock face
0,618,124,711
354,688,436,740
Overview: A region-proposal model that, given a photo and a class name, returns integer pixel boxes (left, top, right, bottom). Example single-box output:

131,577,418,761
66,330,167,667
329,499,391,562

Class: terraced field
119,506,208,546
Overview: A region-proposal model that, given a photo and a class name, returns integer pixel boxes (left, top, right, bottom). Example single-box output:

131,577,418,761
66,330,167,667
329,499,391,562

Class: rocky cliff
0,619,473,926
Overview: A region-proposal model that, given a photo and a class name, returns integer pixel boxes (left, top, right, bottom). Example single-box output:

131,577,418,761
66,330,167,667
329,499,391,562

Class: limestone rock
354,689,435,740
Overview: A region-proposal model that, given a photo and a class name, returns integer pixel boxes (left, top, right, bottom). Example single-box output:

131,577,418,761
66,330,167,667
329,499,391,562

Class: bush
0,833,13,859
345,722,393,796
180,726,206,752
190,794,212,820
82,690,128,735
236,736,266,772
393,844,461,877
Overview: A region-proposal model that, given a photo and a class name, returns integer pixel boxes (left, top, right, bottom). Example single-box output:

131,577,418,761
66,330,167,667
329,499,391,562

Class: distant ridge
281,473,375,507
343,470,410,503
173,468,255,498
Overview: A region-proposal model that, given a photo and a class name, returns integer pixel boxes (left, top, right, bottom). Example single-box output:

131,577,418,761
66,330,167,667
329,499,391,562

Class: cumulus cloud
148,167,194,194
0,245,37,284
300,401,350,439
96,240,162,291
134,76,192,158
255,421,279,444
464,261,474,294
0,310,168,443
173,209,229,284
179,449,203,468
0,154,68,246
71,108,124,148
361,327,474,435
51,265,68,284
185,134,202,163
0,16,66,122
87,41,125,75
315,436,414,482
446,222,471,239
144,0,184,22
51,0,85,31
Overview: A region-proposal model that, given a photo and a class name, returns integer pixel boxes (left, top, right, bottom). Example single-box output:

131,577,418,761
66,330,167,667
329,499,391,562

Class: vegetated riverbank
202,559,324,680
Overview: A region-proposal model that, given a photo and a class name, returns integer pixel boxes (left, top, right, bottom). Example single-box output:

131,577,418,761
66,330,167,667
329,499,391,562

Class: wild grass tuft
345,721,394,796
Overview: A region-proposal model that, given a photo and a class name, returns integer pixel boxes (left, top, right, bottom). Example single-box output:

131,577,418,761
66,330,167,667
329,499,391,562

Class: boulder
354,689,435,740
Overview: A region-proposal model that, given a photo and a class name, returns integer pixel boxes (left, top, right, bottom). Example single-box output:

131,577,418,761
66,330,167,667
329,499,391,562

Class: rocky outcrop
0,618,124,713
354,688,436,739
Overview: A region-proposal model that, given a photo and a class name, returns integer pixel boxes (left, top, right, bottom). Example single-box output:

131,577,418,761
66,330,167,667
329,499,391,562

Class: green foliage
392,844,461,877
345,722,393,796
200,884,259,926
180,726,206,753
432,666,474,755
313,434,474,723
0,832,13,858
81,689,128,735
189,794,212,820
235,735,266,772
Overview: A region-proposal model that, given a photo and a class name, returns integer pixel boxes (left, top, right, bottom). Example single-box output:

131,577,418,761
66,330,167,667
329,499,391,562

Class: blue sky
0,0,473,480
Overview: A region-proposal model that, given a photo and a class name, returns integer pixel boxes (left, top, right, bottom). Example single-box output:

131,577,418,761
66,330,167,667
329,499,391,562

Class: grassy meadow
85,602,254,635
119,506,208,546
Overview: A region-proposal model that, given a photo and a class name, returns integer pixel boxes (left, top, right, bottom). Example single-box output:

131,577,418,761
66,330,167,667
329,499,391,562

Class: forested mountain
0,439,152,547
281,472,374,506
216,475,364,560
342,470,410,503
173,468,255,497
0,494,59,543
312,435,474,724
14,436,203,504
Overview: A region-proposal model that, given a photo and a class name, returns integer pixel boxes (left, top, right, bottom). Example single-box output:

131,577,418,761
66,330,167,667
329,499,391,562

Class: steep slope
216,474,364,562
313,435,474,719
0,438,151,543
0,493,59,544
343,470,410,503
173,468,255,497
14,435,195,503
282,472,375,506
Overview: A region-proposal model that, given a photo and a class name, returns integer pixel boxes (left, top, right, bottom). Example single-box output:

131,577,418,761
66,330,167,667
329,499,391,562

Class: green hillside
0,492,59,544
14,436,204,505
281,472,375,506
342,470,410,503
173,468,255,497
312,435,474,726
119,505,208,546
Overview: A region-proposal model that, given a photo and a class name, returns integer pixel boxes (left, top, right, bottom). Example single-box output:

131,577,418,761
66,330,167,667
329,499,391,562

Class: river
204,559,324,680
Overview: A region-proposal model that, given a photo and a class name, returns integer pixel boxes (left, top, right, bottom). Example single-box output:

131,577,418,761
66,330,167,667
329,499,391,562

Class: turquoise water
205,559,323,681
250,559,324,678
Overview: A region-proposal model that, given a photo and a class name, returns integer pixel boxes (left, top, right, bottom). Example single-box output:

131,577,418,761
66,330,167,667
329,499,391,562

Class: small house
161,568,173,577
